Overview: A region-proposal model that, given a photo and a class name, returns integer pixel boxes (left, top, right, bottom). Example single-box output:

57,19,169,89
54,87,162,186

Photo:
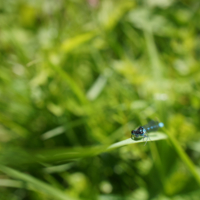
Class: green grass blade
35,132,167,163
41,126,65,140
163,128,200,186
0,165,78,200
49,62,87,104
107,132,167,150
102,1,135,31
0,179,24,188
143,21,200,186
144,30,162,80
61,32,96,53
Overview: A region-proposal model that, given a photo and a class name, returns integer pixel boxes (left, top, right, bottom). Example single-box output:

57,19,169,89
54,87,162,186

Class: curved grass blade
163,127,200,186
143,21,200,186
0,165,78,200
107,132,167,150
35,132,167,163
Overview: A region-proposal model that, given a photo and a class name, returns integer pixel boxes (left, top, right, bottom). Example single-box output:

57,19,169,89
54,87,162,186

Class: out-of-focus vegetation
0,0,200,199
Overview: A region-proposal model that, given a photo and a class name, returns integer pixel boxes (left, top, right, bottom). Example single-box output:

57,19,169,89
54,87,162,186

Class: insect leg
144,135,148,146
147,132,152,142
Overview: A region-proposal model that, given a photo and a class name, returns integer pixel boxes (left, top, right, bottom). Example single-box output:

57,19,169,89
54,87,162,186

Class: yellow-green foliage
0,0,200,200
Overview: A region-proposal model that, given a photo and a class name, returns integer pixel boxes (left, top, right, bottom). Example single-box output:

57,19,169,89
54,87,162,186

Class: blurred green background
1,0,200,199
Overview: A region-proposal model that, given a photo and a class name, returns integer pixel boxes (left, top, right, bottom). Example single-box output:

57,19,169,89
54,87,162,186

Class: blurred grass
1,0,200,200
0,165,78,200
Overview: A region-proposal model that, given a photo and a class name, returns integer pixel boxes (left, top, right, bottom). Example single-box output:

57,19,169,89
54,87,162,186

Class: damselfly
131,120,164,145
